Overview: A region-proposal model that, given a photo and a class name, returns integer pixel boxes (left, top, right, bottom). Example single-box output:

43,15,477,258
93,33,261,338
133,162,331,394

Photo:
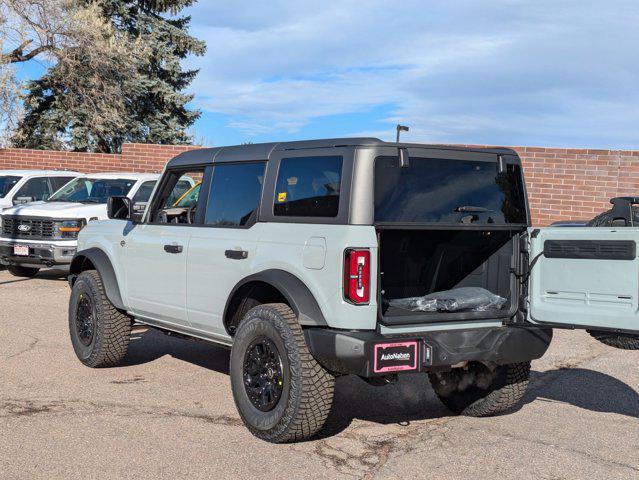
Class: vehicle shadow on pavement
122,331,639,438
523,368,639,418
124,329,230,374
318,373,451,438
0,269,68,285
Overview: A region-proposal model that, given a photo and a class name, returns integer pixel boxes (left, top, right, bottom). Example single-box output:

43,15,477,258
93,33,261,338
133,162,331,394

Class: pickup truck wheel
230,303,334,443
68,270,131,368
587,330,639,350
429,361,530,417
7,265,40,277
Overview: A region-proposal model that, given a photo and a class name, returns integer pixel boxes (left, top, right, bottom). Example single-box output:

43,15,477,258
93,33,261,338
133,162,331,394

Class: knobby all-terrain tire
587,330,639,350
230,303,334,443
7,265,40,278
429,361,531,417
68,270,132,368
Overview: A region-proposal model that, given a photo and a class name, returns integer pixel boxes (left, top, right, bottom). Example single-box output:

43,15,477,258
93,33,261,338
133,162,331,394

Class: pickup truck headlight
53,219,86,239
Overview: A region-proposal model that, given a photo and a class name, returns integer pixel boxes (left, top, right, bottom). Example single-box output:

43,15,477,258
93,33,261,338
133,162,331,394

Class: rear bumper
304,325,552,377
0,240,77,267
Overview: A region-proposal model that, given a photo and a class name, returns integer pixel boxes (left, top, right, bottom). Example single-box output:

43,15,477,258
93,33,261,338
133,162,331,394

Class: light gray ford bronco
67,138,639,442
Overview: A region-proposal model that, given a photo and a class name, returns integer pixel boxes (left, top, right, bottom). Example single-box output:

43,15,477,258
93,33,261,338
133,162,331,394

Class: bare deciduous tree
1,1,150,149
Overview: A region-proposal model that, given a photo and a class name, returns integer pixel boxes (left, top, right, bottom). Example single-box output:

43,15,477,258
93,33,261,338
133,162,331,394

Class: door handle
164,244,183,254
225,249,248,260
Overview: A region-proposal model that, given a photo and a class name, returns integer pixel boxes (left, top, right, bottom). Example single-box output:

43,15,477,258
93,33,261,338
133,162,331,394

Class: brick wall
1,143,637,226
515,147,639,226
0,143,198,174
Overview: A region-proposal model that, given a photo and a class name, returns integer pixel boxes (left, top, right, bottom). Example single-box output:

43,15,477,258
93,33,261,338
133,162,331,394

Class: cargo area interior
378,229,522,324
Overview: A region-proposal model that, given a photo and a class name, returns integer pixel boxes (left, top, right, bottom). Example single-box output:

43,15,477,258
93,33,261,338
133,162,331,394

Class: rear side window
204,162,265,227
274,156,343,217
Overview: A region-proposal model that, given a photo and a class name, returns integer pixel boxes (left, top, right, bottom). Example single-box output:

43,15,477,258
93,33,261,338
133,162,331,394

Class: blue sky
13,0,639,148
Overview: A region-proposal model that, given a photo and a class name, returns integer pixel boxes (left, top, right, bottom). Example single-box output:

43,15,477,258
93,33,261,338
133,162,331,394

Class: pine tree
13,0,205,153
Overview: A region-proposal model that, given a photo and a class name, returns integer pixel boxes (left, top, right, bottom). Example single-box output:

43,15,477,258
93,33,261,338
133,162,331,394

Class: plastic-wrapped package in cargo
389,287,506,312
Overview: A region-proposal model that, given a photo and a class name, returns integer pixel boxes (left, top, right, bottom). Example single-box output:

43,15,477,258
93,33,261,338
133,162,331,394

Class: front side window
15,177,52,201
205,162,265,227
131,181,157,203
152,170,204,224
48,178,135,203
274,156,343,217
374,156,527,224
0,176,22,198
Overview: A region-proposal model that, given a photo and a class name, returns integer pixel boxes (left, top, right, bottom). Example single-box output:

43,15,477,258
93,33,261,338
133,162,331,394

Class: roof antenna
396,124,410,168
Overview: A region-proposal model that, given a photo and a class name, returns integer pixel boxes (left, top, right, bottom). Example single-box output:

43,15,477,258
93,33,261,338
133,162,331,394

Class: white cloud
186,0,639,147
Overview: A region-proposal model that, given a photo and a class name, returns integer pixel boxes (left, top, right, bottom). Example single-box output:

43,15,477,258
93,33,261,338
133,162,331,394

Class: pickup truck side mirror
107,196,133,220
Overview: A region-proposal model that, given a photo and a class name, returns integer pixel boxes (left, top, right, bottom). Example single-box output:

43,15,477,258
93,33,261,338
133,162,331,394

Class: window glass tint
374,156,527,224
274,156,343,217
0,176,21,198
15,177,51,201
48,178,135,203
131,181,157,203
49,176,76,192
205,162,265,227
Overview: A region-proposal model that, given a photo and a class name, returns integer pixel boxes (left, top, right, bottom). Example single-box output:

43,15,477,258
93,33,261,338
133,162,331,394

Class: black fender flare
224,269,327,327
69,248,125,310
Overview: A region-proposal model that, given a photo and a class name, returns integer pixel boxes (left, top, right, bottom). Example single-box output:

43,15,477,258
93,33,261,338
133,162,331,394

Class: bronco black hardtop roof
167,137,519,168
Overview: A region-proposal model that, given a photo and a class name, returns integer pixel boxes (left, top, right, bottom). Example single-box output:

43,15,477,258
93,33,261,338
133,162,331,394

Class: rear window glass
274,156,343,217
375,156,527,224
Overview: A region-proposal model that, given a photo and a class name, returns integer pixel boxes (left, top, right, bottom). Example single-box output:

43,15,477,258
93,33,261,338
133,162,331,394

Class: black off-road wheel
429,361,531,417
68,270,132,368
230,303,334,443
7,265,40,278
587,330,639,350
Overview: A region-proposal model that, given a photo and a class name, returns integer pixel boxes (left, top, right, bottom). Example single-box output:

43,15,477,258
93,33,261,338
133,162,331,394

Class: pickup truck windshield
0,175,21,198
374,156,527,224
48,178,135,203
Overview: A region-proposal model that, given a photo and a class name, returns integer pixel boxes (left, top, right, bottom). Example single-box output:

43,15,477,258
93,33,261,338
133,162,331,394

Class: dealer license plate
13,245,29,256
373,341,419,373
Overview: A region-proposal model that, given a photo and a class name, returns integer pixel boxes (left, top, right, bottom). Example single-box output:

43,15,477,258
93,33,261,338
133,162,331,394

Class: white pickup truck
0,172,188,277
0,170,80,211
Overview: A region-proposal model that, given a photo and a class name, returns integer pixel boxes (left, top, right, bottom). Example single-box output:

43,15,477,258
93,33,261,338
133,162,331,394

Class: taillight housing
343,248,370,304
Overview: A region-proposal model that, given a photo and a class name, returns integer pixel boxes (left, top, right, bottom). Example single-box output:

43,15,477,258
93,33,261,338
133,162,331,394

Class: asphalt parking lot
1,269,638,480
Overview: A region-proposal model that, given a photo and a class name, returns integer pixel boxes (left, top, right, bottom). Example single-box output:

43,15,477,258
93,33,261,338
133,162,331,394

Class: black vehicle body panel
69,248,125,310
305,326,552,377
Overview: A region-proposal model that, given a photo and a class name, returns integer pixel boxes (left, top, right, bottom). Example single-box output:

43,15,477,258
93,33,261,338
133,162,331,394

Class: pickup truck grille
1,216,55,240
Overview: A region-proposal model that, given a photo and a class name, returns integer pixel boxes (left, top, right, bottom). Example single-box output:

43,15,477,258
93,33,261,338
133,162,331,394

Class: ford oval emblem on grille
18,224,31,232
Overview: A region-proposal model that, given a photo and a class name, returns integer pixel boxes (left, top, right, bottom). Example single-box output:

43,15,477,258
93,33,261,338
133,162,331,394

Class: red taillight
343,248,370,304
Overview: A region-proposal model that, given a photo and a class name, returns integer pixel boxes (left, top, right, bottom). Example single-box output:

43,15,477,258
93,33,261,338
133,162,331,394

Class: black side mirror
107,196,132,220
